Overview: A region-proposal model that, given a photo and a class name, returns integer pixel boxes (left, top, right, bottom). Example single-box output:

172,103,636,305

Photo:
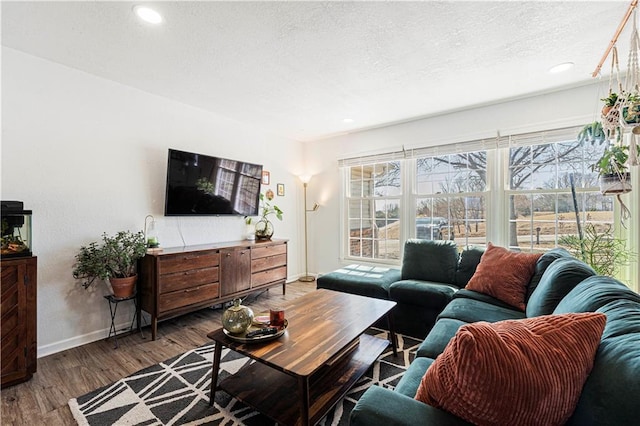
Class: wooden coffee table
207,289,397,426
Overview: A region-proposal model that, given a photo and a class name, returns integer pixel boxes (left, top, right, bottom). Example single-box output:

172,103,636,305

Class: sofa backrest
401,239,458,285
525,257,596,317
454,245,485,287
554,276,640,425
525,247,572,301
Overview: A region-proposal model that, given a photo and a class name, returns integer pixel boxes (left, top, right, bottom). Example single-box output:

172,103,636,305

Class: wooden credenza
1,256,37,388
139,239,287,340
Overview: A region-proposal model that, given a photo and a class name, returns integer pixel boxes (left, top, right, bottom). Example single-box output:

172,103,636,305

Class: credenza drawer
251,243,286,260
159,282,220,312
158,266,219,294
251,253,287,274
252,266,287,287
158,251,220,275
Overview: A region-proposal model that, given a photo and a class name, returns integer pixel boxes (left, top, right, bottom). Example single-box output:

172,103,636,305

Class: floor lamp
299,175,319,282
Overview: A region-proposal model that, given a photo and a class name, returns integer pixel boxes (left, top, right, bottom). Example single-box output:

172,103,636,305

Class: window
415,151,488,247
347,162,401,261
506,132,611,252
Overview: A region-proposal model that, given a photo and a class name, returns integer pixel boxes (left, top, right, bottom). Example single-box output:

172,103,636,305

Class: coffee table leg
209,343,222,406
387,312,398,357
298,376,310,426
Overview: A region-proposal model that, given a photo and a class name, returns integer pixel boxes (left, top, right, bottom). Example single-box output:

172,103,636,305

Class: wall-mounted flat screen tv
164,148,262,216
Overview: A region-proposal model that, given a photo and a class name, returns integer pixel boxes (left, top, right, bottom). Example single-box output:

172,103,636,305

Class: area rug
68,329,421,425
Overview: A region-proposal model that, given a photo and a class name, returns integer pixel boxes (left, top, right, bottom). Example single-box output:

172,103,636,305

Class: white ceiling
1,1,635,142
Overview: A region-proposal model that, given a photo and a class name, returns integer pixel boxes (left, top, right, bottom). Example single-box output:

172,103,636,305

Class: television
164,148,263,216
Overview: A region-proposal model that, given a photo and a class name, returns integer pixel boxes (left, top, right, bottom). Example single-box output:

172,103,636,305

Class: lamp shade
299,175,312,184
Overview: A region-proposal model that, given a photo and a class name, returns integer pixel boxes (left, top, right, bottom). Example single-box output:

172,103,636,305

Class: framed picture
277,183,285,196
262,171,270,185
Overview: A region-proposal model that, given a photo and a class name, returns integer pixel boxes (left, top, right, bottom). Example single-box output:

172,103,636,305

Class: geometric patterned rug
68,328,421,425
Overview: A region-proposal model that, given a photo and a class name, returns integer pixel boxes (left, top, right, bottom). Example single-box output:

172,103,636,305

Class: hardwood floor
1,281,315,425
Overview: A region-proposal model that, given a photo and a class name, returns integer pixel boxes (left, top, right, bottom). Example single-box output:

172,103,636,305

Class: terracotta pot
602,105,613,116
109,275,137,298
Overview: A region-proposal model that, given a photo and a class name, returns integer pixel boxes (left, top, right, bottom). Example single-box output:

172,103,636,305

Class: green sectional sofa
350,248,640,425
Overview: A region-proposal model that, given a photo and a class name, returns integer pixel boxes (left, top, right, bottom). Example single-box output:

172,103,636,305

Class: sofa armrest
350,386,472,426
390,280,458,309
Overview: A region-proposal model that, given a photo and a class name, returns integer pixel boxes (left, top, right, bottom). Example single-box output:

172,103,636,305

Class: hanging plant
577,121,607,144
601,92,619,116
620,93,640,125
591,144,633,194
591,142,636,227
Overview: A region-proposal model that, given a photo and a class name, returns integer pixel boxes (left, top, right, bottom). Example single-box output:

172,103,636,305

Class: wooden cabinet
1,256,37,388
220,246,251,297
139,240,287,340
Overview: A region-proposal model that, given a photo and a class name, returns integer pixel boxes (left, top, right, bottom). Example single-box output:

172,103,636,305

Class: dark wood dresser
139,239,287,340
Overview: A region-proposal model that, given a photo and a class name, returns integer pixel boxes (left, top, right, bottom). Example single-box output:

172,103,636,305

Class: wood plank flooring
1,281,315,425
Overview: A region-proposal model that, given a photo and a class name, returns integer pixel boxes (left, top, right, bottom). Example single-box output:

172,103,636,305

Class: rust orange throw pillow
415,313,606,426
465,243,542,310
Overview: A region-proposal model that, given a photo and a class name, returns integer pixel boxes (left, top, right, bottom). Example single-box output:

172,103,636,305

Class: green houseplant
591,143,636,194
255,192,284,240
559,224,634,277
73,230,146,298
577,121,607,144
601,92,619,116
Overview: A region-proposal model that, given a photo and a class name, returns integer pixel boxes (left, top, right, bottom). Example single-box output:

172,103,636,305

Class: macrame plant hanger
601,47,623,142
623,9,640,166
600,48,632,226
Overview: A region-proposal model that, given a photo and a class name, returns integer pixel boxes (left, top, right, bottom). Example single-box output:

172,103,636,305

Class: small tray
223,320,288,343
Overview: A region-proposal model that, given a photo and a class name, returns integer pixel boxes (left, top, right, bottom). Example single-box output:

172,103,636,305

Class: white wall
305,80,639,290
1,47,305,356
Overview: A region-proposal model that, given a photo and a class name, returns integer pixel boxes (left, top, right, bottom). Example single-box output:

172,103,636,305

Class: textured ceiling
1,1,633,141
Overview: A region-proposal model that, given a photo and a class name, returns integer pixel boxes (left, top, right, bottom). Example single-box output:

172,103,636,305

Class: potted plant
577,121,607,144
255,192,284,240
72,230,147,298
601,92,619,116
591,143,635,194
622,93,640,125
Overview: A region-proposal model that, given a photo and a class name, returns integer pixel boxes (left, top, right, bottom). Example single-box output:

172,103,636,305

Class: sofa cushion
452,289,526,311
526,247,572,302
415,313,606,426
389,280,458,309
526,257,596,317
455,245,485,287
316,264,401,300
416,318,468,359
401,239,458,284
465,243,542,310
395,357,435,397
438,297,526,324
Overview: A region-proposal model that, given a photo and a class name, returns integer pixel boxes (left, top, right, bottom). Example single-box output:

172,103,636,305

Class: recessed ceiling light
134,5,163,24
548,62,574,74
343,118,354,123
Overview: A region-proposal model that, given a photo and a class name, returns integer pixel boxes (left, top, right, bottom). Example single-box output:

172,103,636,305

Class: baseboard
39,277,306,358
37,320,133,358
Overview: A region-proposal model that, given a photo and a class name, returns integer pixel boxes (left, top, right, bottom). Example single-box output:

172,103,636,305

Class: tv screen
164,149,262,216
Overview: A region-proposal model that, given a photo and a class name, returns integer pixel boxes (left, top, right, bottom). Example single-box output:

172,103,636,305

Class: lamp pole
299,178,315,282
